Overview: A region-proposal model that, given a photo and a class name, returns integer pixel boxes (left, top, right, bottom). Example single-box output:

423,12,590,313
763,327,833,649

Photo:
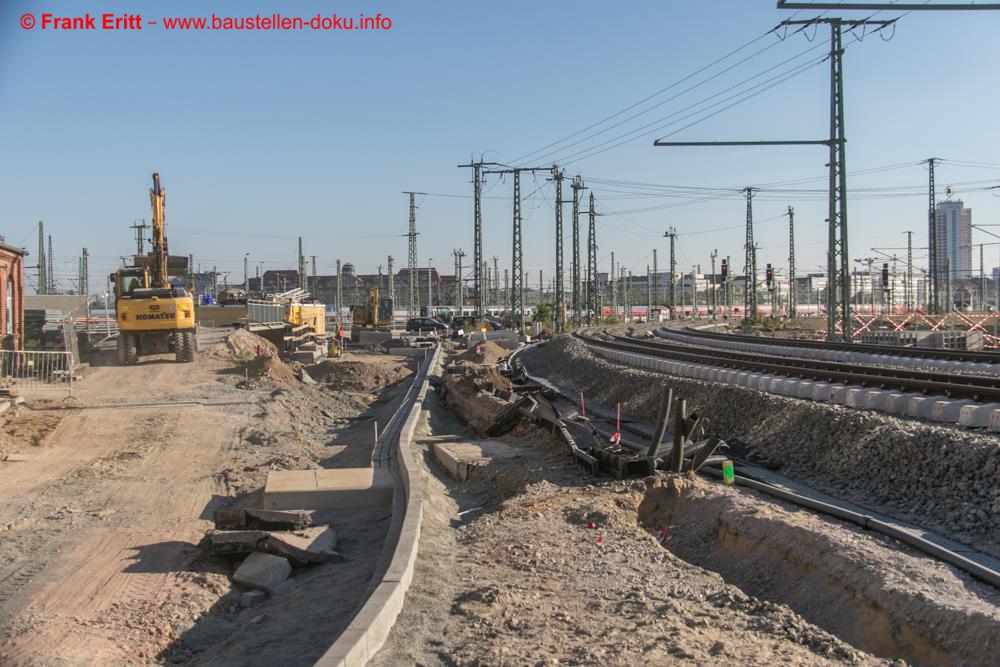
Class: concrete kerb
315,344,441,667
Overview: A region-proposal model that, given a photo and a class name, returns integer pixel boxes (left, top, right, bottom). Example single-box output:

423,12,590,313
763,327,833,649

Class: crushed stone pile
522,335,1000,553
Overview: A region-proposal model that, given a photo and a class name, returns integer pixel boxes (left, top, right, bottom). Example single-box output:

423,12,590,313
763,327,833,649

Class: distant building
934,199,972,281
0,241,27,351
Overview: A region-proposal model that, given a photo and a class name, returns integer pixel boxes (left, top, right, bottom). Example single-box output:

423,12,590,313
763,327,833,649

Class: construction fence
0,350,75,397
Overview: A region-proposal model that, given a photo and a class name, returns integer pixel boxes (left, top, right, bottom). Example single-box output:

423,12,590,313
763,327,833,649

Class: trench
636,477,1000,666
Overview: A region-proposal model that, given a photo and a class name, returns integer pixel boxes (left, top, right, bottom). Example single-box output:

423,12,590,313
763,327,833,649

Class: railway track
576,330,1000,403
680,325,1000,365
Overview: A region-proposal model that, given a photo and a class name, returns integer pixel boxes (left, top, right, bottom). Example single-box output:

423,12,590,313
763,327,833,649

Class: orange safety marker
580,392,586,417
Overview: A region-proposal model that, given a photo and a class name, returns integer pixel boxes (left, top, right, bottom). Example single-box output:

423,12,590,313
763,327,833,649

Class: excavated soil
522,335,1000,555
209,328,279,359
457,340,510,365
305,355,414,392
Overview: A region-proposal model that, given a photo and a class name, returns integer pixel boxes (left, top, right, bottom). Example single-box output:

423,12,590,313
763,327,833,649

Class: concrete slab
796,381,815,399
385,346,429,358
200,529,269,556
264,526,340,563
241,590,266,608
930,399,976,423
262,468,395,511
991,410,1000,433
958,403,1000,428
433,439,518,482
232,551,291,595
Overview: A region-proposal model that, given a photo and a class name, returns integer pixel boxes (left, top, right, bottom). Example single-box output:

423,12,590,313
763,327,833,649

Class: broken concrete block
241,590,266,608
212,508,316,531
200,529,269,556
212,509,248,530
245,508,316,530
232,552,291,595
262,526,341,564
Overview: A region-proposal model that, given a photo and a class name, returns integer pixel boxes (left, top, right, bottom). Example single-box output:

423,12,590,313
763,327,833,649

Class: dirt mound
458,340,509,365
211,329,279,359
240,355,299,390
305,359,413,392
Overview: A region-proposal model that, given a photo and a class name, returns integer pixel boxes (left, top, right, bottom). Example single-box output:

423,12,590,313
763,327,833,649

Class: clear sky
2,0,999,293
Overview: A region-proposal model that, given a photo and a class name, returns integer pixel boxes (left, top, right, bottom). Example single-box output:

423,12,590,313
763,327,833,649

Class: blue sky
2,0,999,292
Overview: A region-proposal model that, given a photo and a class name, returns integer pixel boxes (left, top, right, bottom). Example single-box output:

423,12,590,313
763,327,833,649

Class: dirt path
0,331,415,666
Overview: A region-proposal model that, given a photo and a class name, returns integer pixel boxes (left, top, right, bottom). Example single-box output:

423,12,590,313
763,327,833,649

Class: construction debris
263,526,341,564
212,508,317,531
232,552,291,595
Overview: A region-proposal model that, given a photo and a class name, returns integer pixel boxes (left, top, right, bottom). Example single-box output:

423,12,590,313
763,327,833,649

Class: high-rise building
933,199,972,281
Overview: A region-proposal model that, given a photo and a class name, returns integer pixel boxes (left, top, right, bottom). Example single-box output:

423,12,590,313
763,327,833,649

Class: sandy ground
0,330,414,666
371,348,1000,666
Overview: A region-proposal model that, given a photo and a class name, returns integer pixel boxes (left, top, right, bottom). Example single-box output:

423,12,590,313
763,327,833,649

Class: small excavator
351,287,393,330
111,173,197,365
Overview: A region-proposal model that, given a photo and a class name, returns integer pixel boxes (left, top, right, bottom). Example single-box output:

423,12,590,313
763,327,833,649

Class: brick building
0,241,26,351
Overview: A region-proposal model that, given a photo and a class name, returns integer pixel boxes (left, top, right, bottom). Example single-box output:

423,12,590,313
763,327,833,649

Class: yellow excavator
111,173,196,365
351,287,393,329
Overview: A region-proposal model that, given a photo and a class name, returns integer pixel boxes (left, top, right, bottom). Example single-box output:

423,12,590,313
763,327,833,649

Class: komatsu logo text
136,313,174,320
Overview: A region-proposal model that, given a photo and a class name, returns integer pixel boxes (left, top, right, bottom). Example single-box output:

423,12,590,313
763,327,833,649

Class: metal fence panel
247,300,286,325
0,350,74,396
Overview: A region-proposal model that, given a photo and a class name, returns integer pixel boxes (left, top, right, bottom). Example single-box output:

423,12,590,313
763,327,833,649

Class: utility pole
587,192,598,324
130,219,148,257
492,256,499,308
652,249,658,308
297,238,306,291
513,171,523,332
458,159,500,318
80,248,89,297
744,188,756,323
787,206,796,319
454,249,466,311
427,258,433,311
571,176,584,326
402,191,423,318
336,259,342,317
47,235,54,294
610,252,617,318
387,255,395,305
926,157,940,313
664,228,677,312
552,166,566,331
980,244,986,310
905,231,914,310
646,265,652,315
503,269,509,312
710,249,717,319
658,16,894,340
37,222,46,295
310,255,317,294
482,166,549,334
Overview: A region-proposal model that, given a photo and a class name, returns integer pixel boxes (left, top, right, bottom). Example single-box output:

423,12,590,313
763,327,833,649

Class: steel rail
575,332,1000,402
679,326,1000,365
